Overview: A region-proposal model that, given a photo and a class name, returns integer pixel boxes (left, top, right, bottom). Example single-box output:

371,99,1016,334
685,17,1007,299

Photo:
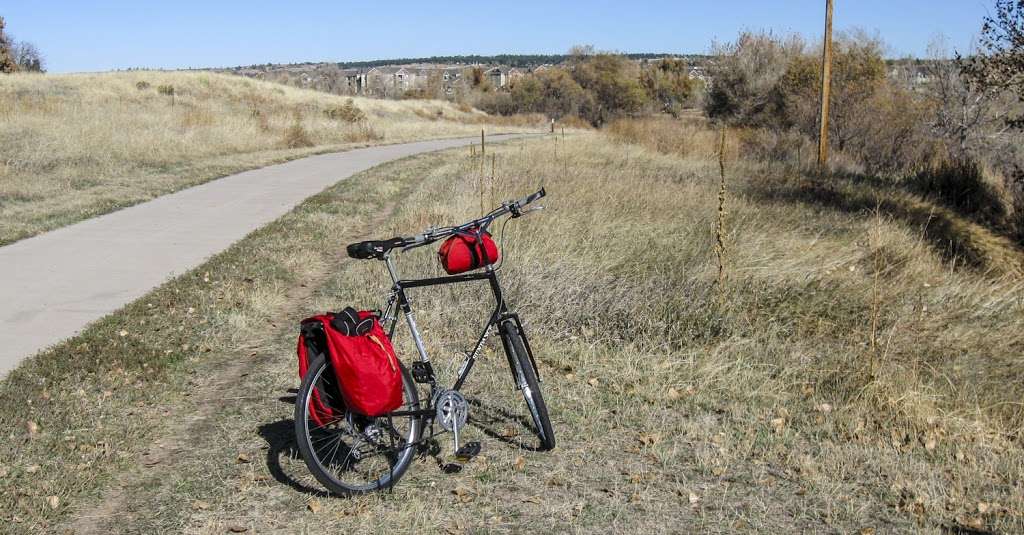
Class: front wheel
501,321,555,450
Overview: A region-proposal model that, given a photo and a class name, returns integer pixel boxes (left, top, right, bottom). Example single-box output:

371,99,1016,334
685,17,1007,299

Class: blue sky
1,1,995,73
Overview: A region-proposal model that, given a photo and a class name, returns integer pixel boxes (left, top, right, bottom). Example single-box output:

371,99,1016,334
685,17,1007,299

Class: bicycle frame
377,252,540,419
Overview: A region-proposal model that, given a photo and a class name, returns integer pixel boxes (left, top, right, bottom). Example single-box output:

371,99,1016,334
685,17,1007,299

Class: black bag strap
455,228,485,269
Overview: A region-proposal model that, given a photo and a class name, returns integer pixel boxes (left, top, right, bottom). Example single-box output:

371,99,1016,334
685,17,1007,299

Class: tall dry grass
0,71,538,245
2,124,1022,531
358,130,1024,532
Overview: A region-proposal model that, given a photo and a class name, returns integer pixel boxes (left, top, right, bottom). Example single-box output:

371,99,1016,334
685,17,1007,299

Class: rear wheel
502,321,555,450
294,355,422,495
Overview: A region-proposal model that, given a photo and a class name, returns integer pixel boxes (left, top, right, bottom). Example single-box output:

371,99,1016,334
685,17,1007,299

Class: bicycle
294,188,553,495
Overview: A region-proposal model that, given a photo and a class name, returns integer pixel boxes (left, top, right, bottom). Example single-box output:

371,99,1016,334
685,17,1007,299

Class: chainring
433,389,468,432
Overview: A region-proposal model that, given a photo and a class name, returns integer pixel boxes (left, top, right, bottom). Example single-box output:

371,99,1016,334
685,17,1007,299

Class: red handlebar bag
438,228,499,275
297,311,403,418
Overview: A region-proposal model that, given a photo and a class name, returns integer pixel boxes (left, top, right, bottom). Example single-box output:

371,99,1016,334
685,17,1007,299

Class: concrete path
0,134,529,377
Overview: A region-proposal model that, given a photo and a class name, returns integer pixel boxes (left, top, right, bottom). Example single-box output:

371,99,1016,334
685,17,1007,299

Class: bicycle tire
294,354,422,495
502,321,556,450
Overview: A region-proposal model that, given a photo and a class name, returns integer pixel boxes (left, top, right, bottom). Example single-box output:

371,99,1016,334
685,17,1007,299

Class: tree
776,32,888,153
12,40,45,72
704,31,806,125
925,36,1003,156
0,16,17,73
960,0,1024,126
640,58,699,115
569,52,648,125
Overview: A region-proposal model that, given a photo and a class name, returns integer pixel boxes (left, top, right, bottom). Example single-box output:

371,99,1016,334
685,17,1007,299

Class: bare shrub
11,40,44,72
136,81,151,91
157,84,175,96
323,99,366,123
282,120,314,148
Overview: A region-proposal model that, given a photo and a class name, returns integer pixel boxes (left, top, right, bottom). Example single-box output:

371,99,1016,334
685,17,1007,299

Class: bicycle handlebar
346,188,545,259
404,187,545,246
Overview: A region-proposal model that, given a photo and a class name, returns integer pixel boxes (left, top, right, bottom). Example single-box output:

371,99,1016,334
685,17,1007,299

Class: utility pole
817,0,834,169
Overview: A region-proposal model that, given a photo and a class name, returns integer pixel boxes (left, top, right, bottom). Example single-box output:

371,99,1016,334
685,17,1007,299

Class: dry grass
0,71,538,245
2,124,1023,533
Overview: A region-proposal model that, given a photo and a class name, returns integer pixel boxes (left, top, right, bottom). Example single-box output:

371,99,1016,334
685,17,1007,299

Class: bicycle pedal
454,441,481,462
411,361,435,384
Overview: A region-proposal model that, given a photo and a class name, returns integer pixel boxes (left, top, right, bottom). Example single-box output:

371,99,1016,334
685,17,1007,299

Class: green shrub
157,84,174,96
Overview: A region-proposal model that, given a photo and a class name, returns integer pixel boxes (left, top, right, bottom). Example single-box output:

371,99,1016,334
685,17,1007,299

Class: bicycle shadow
465,397,544,452
257,389,330,497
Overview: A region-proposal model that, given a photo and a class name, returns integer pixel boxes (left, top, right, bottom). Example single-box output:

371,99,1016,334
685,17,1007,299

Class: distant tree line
235,53,708,71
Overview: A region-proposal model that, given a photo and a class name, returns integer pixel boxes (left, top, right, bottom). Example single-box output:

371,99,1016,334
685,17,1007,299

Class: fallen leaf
307,500,321,513
666,388,681,400
253,474,270,482
770,417,786,433
0,465,7,478
26,465,40,474
452,486,473,502
588,378,600,387
638,433,661,446
512,456,526,472
924,437,937,451
817,403,833,414
46,495,59,510
227,525,248,533
564,372,576,380
192,500,210,510
688,491,701,506
236,452,251,464
26,421,39,437
118,330,128,337
523,495,542,504
977,502,991,514
859,528,876,535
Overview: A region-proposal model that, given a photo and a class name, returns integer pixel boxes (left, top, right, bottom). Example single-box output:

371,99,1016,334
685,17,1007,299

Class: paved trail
0,134,530,377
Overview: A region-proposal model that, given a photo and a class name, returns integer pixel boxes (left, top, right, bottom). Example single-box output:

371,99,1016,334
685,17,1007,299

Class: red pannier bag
438,228,499,275
296,311,403,419
296,333,337,427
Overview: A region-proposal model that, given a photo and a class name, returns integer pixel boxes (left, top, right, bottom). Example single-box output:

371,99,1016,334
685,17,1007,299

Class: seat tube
384,255,431,363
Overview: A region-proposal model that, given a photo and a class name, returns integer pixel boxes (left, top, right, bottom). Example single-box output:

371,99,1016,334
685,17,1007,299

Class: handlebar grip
516,187,546,208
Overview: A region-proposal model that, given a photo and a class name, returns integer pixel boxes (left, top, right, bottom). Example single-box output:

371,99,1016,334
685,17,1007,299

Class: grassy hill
2,119,1022,532
0,71,535,246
